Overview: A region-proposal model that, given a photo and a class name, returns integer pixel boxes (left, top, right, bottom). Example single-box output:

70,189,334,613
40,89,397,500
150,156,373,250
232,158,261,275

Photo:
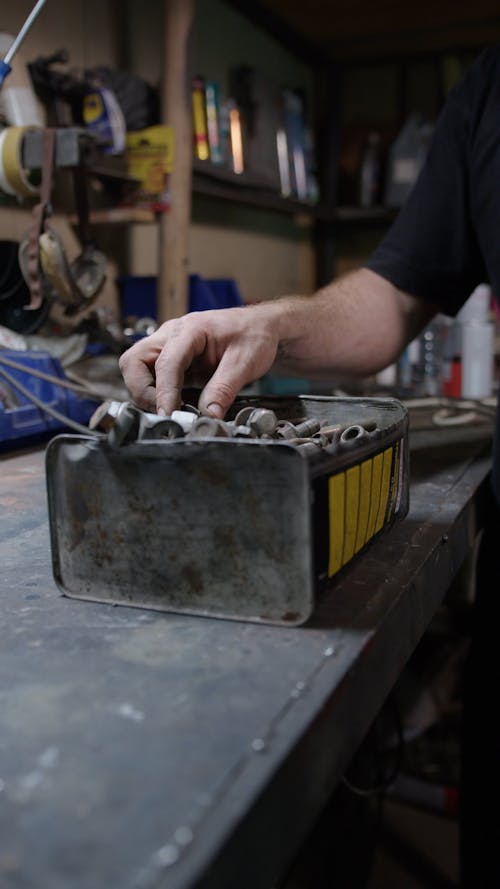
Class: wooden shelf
192,160,398,223
70,207,156,226
192,157,319,217
68,201,397,228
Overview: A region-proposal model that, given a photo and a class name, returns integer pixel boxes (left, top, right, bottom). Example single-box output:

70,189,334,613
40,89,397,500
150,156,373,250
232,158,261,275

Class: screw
293,417,321,437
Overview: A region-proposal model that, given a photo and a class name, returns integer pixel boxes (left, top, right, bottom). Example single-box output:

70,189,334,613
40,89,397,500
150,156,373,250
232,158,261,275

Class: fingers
120,317,206,415
197,347,256,417
119,306,280,419
154,321,207,416
119,339,160,412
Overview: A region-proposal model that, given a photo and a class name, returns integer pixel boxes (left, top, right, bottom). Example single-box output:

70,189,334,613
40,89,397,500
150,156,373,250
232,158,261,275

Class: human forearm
119,267,437,418
268,267,437,380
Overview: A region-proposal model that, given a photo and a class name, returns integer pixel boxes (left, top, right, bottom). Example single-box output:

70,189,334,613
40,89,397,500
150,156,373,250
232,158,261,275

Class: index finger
154,322,207,416
119,341,159,412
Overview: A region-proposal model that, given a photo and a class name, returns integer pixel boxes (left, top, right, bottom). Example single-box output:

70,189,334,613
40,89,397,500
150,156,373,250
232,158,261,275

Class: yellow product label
83,92,104,124
126,125,175,189
327,442,401,578
388,441,401,517
374,448,394,535
365,452,383,542
328,473,345,578
343,465,360,565
354,459,372,553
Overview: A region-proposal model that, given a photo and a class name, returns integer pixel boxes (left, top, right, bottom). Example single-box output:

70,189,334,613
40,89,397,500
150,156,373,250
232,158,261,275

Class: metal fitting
233,406,255,426
296,440,324,456
338,425,368,449
107,403,142,448
140,418,185,440
88,399,123,433
232,425,254,438
188,417,231,438
247,408,278,436
312,424,344,444
275,420,297,440
293,417,321,437
170,410,198,433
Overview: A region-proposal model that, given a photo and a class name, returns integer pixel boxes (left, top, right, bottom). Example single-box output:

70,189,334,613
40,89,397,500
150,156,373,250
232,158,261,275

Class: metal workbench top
0,425,493,889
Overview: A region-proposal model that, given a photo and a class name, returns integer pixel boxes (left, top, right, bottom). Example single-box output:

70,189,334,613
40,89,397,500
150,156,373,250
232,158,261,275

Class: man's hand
119,304,280,418
119,269,437,419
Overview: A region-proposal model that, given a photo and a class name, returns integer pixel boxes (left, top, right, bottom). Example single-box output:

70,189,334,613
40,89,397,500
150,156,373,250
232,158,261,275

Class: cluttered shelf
192,159,400,222
192,156,318,217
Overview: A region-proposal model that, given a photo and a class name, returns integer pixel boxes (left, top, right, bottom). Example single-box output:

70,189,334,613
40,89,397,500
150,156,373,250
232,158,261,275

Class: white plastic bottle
458,284,494,399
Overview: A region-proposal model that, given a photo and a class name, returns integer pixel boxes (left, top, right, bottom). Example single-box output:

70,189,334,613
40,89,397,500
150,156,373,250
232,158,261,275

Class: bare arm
119,268,438,417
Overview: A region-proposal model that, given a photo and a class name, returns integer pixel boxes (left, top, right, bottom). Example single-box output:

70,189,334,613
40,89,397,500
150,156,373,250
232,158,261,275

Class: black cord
0,353,105,400
0,365,103,437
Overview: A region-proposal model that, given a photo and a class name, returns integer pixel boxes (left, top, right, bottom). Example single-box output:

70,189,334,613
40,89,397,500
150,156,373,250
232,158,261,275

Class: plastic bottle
359,132,381,208
457,284,494,399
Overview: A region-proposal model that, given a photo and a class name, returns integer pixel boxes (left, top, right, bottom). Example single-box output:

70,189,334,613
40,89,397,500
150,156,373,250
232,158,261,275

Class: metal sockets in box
45,395,409,626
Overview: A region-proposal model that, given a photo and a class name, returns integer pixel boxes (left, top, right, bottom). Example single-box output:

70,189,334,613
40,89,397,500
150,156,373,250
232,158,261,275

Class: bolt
170,410,198,432
275,420,297,440
232,425,255,438
293,417,321,437
247,409,278,436
314,424,344,443
141,418,185,440
188,417,231,438
107,402,141,448
233,406,255,426
88,399,122,432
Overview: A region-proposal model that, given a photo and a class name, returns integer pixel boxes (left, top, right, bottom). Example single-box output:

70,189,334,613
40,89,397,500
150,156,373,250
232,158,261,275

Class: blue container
0,350,98,449
118,274,243,320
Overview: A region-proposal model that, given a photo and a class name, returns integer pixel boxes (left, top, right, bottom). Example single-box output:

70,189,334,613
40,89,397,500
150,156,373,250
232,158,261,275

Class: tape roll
0,126,40,198
0,129,16,196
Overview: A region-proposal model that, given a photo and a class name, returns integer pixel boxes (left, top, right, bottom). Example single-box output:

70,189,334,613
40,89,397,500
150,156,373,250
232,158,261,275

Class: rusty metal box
45,395,409,626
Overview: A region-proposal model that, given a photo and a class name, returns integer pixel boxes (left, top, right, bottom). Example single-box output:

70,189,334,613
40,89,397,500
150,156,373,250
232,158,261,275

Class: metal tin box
45,395,409,626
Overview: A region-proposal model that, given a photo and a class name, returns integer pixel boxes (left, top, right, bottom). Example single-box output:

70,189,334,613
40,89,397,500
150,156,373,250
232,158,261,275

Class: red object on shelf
443,358,462,397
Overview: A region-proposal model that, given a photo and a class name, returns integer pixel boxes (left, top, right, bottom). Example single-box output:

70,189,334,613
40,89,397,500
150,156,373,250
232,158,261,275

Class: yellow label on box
125,125,175,203
327,442,401,578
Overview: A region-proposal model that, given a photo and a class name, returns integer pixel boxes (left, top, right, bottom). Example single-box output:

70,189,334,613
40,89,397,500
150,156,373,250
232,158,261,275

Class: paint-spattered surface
0,428,492,889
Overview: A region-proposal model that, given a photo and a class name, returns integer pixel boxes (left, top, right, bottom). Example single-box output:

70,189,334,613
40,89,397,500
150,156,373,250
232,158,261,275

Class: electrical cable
0,353,106,400
0,364,103,436
404,395,496,417
402,394,496,429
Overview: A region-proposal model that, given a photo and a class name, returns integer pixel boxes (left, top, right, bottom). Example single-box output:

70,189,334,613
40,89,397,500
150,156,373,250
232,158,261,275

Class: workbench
0,423,493,889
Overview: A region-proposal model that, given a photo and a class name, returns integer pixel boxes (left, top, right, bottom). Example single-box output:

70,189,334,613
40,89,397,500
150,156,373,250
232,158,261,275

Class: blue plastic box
0,350,98,449
118,274,243,320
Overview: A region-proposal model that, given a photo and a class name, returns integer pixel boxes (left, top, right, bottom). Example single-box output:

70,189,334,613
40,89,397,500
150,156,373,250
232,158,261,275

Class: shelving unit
10,1,495,321
192,157,318,217
156,0,335,320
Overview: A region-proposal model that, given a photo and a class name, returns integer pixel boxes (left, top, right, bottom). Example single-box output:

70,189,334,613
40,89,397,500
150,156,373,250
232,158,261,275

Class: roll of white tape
0,128,16,195
0,125,40,198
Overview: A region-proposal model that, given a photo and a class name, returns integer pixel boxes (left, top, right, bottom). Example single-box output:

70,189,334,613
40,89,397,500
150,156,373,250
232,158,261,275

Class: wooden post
158,0,194,322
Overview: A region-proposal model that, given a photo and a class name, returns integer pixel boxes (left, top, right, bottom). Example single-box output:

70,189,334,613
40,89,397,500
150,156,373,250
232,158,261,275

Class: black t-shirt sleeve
365,57,488,316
